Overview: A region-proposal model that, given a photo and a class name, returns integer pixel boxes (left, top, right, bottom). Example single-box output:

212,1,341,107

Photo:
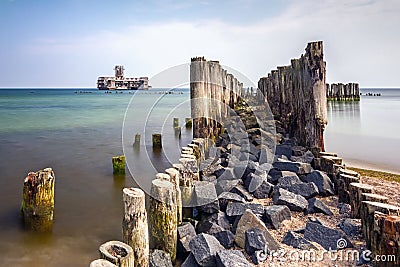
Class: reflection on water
325,92,400,173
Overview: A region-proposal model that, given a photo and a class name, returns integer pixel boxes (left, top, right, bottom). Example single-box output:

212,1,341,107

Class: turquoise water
0,88,191,267
325,88,400,173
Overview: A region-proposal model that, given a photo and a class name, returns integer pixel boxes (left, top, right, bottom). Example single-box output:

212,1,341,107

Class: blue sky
0,0,399,87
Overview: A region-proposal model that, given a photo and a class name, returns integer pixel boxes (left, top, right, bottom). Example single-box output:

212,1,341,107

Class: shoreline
342,157,400,176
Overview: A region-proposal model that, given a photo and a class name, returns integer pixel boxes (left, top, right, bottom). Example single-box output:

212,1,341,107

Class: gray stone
282,231,317,250
149,249,173,267
292,146,306,156
251,250,267,265
178,222,197,253
215,179,241,195
217,167,236,180
226,202,263,220
233,161,249,179
194,181,220,213
234,209,280,251
264,205,291,229
339,218,361,237
230,185,253,202
213,230,235,249
287,182,319,199
216,250,252,267
272,188,308,212
267,169,282,184
273,159,312,175
196,221,224,235
245,228,267,256
290,150,315,164
275,144,292,158
304,222,353,250
338,203,351,217
277,171,302,188
218,192,245,212
305,170,334,196
181,253,200,267
306,198,333,215
253,180,274,199
189,233,224,267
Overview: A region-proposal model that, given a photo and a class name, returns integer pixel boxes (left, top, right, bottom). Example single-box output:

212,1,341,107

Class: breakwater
326,83,360,101
258,41,327,153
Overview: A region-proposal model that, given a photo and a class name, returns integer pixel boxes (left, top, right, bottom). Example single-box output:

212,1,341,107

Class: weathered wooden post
90,259,118,267
165,168,183,225
174,126,181,138
173,118,179,128
21,168,55,232
185,118,192,128
149,179,177,263
349,182,374,218
152,134,162,148
122,188,149,267
112,156,126,175
99,241,134,267
134,134,141,146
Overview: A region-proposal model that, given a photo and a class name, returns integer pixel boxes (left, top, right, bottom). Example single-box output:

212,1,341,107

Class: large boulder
234,209,280,251
305,170,334,197
213,230,235,249
218,192,245,212
264,205,291,229
149,249,173,267
273,159,312,175
194,181,220,213
286,182,319,199
304,222,353,250
306,198,333,215
339,218,361,237
189,233,224,267
215,179,241,195
181,253,200,267
272,188,308,212
230,184,253,202
216,250,252,267
282,231,317,250
277,171,302,189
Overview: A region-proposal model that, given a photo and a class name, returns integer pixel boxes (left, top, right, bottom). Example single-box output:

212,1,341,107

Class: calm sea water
0,88,191,267
325,88,400,173
0,88,399,266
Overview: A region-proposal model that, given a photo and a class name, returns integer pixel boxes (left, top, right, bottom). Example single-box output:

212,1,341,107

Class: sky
0,0,399,88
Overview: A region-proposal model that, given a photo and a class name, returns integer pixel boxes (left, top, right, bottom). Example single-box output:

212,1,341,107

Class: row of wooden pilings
91,137,210,267
318,152,400,266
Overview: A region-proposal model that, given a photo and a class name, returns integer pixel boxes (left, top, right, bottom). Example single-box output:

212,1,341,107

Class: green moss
112,155,126,174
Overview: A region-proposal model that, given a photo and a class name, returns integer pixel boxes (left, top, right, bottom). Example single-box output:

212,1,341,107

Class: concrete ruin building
97,65,149,90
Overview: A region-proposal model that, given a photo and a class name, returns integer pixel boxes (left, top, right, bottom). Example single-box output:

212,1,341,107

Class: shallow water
0,89,191,266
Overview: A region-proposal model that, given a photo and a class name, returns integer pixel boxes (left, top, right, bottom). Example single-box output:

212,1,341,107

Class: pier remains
326,83,360,101
97,65,149,90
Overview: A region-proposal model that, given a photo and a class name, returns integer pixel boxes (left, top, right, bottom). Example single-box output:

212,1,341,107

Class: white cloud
18,0,400,87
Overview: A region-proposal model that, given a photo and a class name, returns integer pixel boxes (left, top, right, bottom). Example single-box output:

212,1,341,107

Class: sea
0,87,399,266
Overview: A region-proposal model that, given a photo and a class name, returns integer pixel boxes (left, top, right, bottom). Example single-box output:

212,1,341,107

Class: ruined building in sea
97,65,149,90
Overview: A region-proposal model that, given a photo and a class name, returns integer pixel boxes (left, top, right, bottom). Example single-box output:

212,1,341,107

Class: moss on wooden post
174,126,181,138
173,118,179,128
185,118,192,128
90,259,118,267
152,134,162,148
21,167,55,232
99,241,134,267
165,168,183,225
112,156,126,175
122,188,149,267
149,179,177,263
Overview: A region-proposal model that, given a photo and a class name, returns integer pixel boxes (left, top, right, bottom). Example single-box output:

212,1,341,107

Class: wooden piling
149,179,177,263
90,259,118,267
174,126,181,138
165,168,183,225
112,156,126,175
21,168,55,232
122,188,149,267
99,241,134,267
134,134,141,146
185,118,192,128
152,134,162,148
349,182,374,218
173,118,179,128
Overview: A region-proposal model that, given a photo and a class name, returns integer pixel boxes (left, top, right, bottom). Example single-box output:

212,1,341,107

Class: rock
304,222,353,250
339,218,361,237
273,159,312,175
213,230,235,249
251,250,268,265
215,179,241,195
149,249,173,267
277,171,302,188
226,202,263,221
275,144,292,158
282,231,317,250
196,221,224,235
306,198,333,215
217,167,236,180
218,192,245,212
287,182,319,199
338,203,352,217
189,233,224,267
253,181,274,199
272,188,308,212
178,222,197,253
234,209,280,251
267,169,282,184
197,212,230,232
245,228,267,256
216,250,252,267
305,170,334,196
233,162,250,179
264,205,291,229
181,253,200,267
202,174,217,182
194,181,220,214
230,185,253,202
292,146,306,156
